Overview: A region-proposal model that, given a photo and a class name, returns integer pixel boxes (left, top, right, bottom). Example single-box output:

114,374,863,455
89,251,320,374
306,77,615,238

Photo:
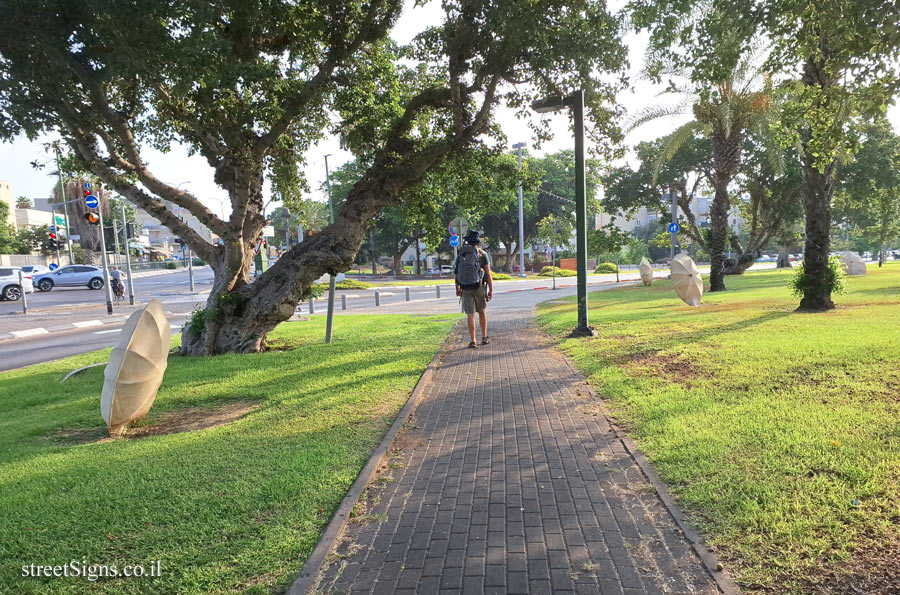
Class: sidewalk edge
286,321,456,595
539,318,741,595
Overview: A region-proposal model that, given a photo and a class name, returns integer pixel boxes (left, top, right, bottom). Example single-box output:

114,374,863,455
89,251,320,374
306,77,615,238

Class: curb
286,322,456,595
0,316,130,342
544,325,741,594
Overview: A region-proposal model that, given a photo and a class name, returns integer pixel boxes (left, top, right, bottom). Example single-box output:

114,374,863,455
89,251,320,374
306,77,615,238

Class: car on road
755,255,774,263
0,267,35,301
20,264,51,276
33,265,106,292
441,265,454,275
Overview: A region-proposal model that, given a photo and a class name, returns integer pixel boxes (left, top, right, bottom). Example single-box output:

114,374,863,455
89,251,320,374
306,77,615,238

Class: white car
20,264,51,276
441,265,454,274
0,267,35,301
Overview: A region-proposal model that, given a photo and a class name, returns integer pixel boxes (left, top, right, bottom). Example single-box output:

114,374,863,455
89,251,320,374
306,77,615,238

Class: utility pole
324,154,336,344
122,205,135,304
55,144,74,264
96,196,114,315
370,229,377,275
513,142,527,277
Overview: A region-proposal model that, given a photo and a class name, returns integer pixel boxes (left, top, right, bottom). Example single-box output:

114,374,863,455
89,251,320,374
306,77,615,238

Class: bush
789,255,846,299
594,262,618,274
166,261,177,269
335,279,374,290
491,273,512,280
538,266,577,277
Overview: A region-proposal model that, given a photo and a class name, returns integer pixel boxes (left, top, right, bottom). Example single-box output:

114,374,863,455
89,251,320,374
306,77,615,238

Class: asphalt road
0,267,217,315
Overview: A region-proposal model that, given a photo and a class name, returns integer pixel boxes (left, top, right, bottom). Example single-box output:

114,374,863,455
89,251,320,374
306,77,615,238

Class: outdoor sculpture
841,251,867,276
671,253,703,306
101,299,171,435
639,257,653,286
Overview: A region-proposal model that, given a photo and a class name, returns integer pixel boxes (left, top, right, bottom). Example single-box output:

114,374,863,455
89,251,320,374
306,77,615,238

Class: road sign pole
670,192,677,259
96,201,114,315
18,270,28,315
188,248,195,291
572,90,590,334
513,142,527,277
121,205,135,305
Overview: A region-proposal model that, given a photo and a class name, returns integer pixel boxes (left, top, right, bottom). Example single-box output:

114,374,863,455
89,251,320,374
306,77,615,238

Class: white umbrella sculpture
639,257,653,286
841,251,867,276
101,299,171,435
670,253,704,306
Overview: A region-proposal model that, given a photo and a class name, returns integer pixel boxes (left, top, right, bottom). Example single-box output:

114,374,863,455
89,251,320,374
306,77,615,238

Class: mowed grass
0,314,459,594
537,264,900,592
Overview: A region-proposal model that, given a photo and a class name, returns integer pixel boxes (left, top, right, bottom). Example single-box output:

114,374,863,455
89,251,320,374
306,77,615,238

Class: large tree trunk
392,251,403,276
797,56,837,311
723,251,757,275
798,163,836,310
776,245,792,268
504,243,513,273
707,132,742,292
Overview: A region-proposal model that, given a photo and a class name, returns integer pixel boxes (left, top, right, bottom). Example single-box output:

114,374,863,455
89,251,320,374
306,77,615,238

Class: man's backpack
456,245,482,289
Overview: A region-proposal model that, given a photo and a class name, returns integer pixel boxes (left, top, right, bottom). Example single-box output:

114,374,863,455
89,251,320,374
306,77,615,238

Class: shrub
166,261,177,269
491,273,512,280
335,279,374,290
594,262,618,274
789,256,846,299
538,266,577,277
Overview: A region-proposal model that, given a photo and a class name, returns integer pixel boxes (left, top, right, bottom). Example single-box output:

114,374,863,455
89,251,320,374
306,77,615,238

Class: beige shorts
461,285,487,314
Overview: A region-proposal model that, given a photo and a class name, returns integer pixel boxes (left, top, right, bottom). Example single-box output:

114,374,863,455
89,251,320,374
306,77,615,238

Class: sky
1,1,898,215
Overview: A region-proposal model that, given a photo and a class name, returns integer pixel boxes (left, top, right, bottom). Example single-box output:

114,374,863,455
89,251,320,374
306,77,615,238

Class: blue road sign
49,263,58,271
449,234,460,247
49,225,56,232
84,195,99,209
668,222,680,234
83,181,91,190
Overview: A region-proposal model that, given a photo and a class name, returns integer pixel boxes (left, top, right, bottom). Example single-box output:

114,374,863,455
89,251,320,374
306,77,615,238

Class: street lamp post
532,90,594,336
512,142,528,278
176,182,194,292
54,144,74,264
323,154,337,344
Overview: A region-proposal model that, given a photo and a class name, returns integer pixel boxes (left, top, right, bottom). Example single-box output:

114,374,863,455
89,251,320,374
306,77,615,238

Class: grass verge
536,264,900,593
0,314,459,594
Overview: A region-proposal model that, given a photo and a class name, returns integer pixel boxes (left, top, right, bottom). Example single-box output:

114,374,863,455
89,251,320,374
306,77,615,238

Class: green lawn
537,264,900,593
0,314,458,594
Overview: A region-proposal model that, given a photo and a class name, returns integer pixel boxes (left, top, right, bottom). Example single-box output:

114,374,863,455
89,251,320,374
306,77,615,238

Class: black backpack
456,245,482,289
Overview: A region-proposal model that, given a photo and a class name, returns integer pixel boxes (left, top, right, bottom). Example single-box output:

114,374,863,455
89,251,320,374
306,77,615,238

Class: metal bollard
405,287,410,301
341,294,347,310
309,298,315,314
375,291,380,307
436,285,441,298
18,270,28,314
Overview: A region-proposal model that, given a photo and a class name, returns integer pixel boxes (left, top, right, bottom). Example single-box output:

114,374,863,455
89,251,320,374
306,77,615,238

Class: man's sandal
468,341,477,349
481,336,490,345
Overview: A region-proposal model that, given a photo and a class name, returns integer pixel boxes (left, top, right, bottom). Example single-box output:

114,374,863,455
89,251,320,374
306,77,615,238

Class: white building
596,192,745,235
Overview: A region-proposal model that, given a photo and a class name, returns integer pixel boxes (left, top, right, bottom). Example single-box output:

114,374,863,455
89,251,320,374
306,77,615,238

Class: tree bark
707,132,742,292
797,56,837,311
776,245,792,268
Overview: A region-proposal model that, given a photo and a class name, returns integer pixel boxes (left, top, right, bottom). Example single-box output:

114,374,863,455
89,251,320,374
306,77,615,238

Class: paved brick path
314,310,723,594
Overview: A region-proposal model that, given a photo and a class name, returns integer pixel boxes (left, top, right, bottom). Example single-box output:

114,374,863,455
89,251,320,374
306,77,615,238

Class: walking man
455,230,493,348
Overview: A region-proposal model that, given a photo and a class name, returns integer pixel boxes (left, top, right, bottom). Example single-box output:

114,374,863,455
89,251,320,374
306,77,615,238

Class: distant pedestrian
455,230,493,348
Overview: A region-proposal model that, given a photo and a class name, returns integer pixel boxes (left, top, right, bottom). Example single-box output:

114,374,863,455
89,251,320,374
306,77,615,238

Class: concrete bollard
341,294,347,310
309,298,315,314
436,285,440,298
375,291,380,307
405,287,410,301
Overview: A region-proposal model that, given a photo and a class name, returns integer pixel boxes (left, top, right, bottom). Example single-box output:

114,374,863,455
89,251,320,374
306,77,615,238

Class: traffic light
84,212,100,225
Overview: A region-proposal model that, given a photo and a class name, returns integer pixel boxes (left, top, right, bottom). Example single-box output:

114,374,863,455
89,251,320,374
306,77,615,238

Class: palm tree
15,196,32,209
629,45,776,291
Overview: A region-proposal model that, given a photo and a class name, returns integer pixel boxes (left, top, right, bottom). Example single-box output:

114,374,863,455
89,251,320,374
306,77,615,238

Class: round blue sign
83,181,91,190
668,222,680,234
49,225,56,232
49,263,58,271
449,234,460,247
84,195,99,209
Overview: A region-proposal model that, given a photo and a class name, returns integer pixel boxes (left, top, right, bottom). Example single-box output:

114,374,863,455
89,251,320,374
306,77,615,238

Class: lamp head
531,95,565,113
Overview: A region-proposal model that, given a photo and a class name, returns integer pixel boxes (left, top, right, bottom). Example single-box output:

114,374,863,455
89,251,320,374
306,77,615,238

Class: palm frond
625,100,693,133
651,121,703,184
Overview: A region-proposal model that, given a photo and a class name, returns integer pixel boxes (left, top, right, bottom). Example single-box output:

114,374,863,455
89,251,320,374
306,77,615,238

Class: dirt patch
49,400,260,445
804,531,900,595
626,352,713,387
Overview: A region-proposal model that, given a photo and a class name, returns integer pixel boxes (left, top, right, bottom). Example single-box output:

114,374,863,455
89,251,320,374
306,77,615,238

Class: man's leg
467,313,476,343
478,310,487,340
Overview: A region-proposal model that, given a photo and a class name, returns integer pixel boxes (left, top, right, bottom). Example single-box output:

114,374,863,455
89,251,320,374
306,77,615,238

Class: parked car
441,265,454,274
755,255,773,263
0,267,35,301
20,264,51,276
33,265,106,291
